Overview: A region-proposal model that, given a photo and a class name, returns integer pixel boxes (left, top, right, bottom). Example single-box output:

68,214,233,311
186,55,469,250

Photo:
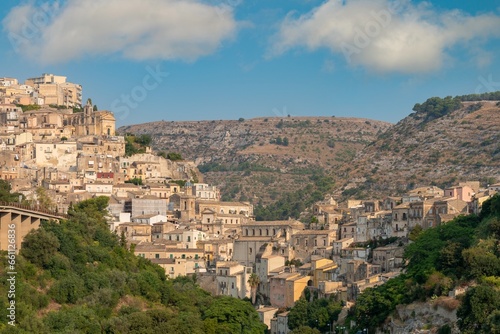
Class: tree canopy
288,295,342,332
412,96,462,122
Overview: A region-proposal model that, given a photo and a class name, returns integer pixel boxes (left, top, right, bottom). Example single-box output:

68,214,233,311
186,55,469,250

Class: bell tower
84,98,93,119
179,194,196,222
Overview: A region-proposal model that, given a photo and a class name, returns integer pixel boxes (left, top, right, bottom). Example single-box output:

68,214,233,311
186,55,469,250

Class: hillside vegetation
340,97,500,199
0,197,266,334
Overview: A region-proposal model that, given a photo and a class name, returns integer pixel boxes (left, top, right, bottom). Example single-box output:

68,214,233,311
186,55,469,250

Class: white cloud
270,0,500,73
3,0,239,64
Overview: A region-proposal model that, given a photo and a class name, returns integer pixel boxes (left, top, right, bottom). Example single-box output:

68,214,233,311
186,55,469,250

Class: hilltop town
1,74,499,333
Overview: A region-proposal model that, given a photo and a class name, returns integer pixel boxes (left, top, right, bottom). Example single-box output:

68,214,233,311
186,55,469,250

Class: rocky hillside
340,100,500,198
119,117,390,203
119,97,499,204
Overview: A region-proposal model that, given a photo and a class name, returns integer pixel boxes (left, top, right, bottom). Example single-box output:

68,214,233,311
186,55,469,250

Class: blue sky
1,0,500,126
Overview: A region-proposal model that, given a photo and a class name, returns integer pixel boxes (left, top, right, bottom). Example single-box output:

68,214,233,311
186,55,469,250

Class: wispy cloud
3,0,239,64
269,0,500,73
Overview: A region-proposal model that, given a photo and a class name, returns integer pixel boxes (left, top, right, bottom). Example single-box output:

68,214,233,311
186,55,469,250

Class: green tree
412,96,462,122
20,229,60,268
49,274,86,304
202,296,266,333
167,152,183,161
290,326,321,334
247,273,260,304
125,177,143,185
289,296,342,332
0,179,24,202
457,284,500,333
288,298,309,329
135,134,152,146
484,310,500,334
462,241,500,278
480,194,500,220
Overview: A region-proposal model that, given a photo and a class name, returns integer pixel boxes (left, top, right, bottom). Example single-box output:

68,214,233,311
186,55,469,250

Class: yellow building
285,275,311,307
311,257,338,287
67,100,115,136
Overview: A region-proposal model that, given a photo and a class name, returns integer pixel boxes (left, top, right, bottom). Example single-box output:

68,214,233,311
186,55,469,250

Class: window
187,236,191,242
249,248,253,255
155,254,160,259
314,239,317,246
231,282,234,289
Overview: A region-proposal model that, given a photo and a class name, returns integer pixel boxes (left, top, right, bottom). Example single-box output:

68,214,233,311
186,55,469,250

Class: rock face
384,298,460,334
124,153,202,182
119,117,390,203
338,101,500,198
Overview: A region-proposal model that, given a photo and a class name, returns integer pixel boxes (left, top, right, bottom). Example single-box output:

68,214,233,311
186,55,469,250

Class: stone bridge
0,202,66,252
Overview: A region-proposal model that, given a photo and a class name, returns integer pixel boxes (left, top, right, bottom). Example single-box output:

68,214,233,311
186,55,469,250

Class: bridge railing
0,201,68,218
